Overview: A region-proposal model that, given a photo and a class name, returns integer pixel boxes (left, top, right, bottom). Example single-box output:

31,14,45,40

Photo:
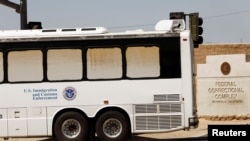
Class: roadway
0,135,208,141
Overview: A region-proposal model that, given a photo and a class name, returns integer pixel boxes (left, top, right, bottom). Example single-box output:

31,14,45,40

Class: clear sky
1,0,250,44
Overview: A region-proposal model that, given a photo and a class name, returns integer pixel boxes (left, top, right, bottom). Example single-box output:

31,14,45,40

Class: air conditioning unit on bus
155,19,185,32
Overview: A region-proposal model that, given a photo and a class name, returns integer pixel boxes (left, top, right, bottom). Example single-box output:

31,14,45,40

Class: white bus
0,19,198,141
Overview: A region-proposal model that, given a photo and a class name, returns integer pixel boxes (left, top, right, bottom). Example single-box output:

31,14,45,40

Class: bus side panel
27,107,47,136
0,109,7,137
8,108,27,136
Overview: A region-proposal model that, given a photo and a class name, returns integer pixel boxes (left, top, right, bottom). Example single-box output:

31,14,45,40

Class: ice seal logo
63,87,77,100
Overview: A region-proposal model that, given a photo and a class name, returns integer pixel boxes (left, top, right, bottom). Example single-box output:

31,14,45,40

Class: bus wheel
95,111,131,141
54,111,88,141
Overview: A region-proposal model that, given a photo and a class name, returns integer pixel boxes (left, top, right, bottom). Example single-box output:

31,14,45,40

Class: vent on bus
154,94,180,102
159,103,181,113
42,29,57,32
135,103,181,114
61,28,77,32
135,115,182,130
81,27,97,31
41,27,108,34
134,103,182,131
135,104,157,113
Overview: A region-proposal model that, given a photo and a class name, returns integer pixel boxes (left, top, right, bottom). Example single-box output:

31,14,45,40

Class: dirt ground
1,118,250,141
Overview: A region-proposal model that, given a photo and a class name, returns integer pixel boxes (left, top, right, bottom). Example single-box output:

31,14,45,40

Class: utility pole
0,0,28,29
20,0,27,29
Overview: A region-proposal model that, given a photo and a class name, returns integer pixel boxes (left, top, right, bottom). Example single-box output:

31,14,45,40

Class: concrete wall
194,44,250,120
194,44,250,74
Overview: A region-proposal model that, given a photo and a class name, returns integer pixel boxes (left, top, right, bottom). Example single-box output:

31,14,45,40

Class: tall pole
20,0,27,29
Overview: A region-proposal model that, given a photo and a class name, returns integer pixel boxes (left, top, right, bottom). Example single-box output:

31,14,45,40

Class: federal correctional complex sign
197,54,250,116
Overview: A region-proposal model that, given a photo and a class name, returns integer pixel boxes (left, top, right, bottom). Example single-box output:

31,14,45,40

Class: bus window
8,50,43,82
126,46,160,78
160,44,181,78
87,47,122,79
47,49,82,81
0,52,3,82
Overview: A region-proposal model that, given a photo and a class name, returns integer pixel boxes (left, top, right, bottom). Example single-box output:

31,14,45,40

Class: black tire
54,111,89,141
95,111,131,141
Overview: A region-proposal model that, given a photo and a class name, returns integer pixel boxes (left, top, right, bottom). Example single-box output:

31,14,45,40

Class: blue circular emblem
63,87,77,100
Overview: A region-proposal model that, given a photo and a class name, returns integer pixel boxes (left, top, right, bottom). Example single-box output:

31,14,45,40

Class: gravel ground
1,118,250,141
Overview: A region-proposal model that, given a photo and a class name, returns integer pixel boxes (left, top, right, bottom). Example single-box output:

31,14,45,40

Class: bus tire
54,111,89,141
95,111,131,141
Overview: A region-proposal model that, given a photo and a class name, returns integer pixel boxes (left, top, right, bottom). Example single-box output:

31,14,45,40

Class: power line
108,23,155,30
108,10,250,30
204,9,250,19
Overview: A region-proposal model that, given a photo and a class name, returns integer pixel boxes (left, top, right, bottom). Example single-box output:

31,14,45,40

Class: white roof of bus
0,19,185,39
